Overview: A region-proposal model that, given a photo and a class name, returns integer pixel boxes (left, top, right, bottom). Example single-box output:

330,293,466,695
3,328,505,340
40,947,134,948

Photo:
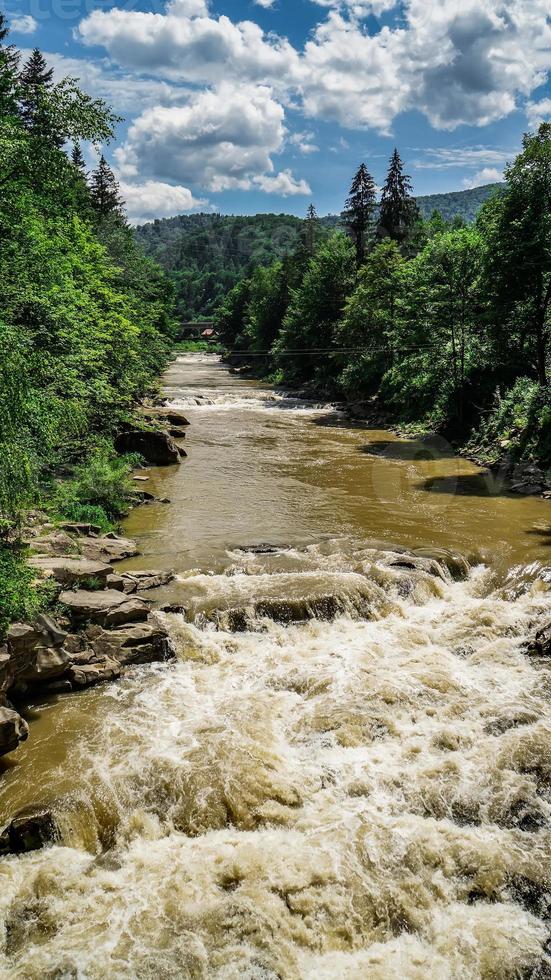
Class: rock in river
0,805,60,854
0,704,29,756
115,429,181,466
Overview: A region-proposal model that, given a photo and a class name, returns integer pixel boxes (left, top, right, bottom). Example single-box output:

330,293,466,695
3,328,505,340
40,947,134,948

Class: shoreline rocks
0,525,176,758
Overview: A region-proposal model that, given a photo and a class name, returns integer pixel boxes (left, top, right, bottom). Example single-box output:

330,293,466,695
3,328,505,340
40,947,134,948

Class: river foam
1,539,551,978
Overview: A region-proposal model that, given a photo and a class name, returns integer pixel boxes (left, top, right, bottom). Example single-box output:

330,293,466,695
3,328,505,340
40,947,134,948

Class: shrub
467,378,551,467
51,445,138,530
0,546,55,639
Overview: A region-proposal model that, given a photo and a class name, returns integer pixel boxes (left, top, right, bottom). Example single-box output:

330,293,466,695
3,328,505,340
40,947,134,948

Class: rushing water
1,354,551,979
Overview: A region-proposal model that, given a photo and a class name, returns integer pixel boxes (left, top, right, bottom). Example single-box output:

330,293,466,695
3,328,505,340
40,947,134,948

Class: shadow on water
526,527,551,546
417,473,514,498
358,439,459,461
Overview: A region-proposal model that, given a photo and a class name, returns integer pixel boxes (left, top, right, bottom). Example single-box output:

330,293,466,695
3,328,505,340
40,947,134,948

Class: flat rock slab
122,570,175,592
59,589,150,627
30,531,78,557
69,658,121,688
28,557,111,587
79,535,139,564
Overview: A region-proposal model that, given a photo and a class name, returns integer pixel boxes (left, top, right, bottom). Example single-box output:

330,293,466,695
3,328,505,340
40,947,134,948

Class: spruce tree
342,163,377,265
19,48,54,131
89,155,124,218
378,149,420,246
0,13,20,116
71,143,86,172
303,203,320,257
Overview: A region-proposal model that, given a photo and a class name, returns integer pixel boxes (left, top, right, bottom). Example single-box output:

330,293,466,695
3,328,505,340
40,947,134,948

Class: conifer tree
378,149,420,246
303,203,320,257
89,154,125,218
19,48,54,132
0,13,20,116
342,163,377,265
71,143,86,172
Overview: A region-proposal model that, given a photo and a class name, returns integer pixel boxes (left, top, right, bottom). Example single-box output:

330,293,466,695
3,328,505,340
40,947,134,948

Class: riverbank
0,398,192,776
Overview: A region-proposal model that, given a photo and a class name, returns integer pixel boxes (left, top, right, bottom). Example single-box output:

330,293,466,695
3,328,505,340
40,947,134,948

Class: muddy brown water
1,353,550,979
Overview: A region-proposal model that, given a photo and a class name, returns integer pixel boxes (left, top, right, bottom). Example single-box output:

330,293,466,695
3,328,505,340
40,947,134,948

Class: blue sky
6,0,551,222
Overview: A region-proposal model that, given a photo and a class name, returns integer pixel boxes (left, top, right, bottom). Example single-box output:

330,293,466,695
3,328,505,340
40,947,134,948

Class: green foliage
274,233,355,386
0,27,175,630
135,186,500,322
478,124,551,385
213,132,549,468
467,379,551,467
51,447,138,531
0,545,55,638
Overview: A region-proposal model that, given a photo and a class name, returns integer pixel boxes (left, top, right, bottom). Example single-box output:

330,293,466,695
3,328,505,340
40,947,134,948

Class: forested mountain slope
134,185,502,320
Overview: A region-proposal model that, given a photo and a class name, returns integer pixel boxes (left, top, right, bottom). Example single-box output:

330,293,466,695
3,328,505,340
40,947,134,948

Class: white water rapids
0,355,550,979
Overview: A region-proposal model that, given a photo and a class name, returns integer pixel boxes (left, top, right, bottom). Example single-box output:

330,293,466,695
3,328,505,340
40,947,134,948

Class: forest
0,19,174,630
135,184,501,322
215,139,551,470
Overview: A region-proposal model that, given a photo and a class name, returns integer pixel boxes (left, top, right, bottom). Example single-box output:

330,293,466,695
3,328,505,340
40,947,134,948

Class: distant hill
135,184,502,321
415,183,503,223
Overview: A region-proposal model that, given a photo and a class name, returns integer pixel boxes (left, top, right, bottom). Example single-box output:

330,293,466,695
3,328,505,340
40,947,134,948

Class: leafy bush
51,446,138,530
467,378,551,467
0,546,55,639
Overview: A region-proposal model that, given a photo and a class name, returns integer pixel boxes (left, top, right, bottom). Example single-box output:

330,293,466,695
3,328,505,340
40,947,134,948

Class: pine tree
0,13,20,116
19,48,54,131
378,149,420,246
303,203,320,257
89,155,125,218
71,143,86,172
342,163,377,265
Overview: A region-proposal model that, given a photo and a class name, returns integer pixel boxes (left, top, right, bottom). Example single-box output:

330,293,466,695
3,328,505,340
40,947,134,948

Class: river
1,353,551,978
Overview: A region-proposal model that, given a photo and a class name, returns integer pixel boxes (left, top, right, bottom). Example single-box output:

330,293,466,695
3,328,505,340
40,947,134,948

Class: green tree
378,149,420,247
342,163,377,264
479,123,551,385
274,233,355,385
303,203,320,257
19,48,54,135
0,12,19,117
90,154,125,219
338,241,405,397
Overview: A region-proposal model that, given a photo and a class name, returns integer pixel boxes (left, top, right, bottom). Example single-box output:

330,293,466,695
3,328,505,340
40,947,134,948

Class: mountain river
1,353,551,979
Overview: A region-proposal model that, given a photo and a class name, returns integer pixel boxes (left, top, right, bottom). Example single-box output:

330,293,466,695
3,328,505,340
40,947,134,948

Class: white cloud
77,0,551,136
30,51,186,113
462,166,504,188
253,169,311,195
77,6,300,90
414,146,514,169
120,180,206,223
115,83,289,193
302,1,551,132
11,15,37,34
254,0,276,7
526,97,551,129
290,130,319,153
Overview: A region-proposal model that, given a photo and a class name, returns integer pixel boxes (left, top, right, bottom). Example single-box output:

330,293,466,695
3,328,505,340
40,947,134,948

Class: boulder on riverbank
115,429,181,466
59,589,151,628
0,704,29,756
27,556,111,588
